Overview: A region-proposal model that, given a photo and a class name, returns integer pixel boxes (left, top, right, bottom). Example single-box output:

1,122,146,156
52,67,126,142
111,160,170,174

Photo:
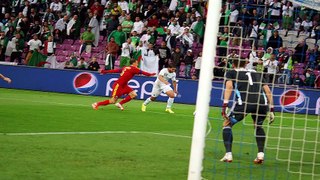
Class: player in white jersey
141,64,177,113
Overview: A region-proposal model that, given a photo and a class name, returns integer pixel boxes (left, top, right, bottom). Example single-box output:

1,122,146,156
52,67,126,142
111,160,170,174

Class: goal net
188,0,320,180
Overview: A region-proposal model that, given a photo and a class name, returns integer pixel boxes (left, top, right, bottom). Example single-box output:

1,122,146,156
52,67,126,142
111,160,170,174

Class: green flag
193,21,205,38
28,51,47,67
156,27,166,35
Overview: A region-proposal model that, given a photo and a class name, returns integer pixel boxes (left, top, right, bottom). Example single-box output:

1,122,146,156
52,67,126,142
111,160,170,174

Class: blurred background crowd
0,0,319,88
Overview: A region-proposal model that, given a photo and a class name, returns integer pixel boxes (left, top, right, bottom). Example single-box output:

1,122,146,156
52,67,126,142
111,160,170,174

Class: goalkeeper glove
269,107,275,125
221,103,229,121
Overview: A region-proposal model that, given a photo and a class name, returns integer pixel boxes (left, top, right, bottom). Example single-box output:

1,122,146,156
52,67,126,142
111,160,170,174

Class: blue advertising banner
0,65,319,114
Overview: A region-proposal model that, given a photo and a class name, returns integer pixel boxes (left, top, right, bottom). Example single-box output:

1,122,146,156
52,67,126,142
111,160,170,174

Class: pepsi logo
73,72,98,95
280,90,307,112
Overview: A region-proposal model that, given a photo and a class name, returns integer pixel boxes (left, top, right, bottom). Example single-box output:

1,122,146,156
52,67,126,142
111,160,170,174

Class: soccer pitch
0,88,318,179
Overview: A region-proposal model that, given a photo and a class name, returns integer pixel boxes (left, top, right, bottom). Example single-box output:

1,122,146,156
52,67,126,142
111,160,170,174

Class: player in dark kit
220,58,275,164
92,59,156,110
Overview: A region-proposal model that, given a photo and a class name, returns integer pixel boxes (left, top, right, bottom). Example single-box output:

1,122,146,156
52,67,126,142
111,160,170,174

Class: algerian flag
273,22,280,30
28,51,47,67
105,54,113,70
185,0,192,12
259,22,266,30
193,21,204,38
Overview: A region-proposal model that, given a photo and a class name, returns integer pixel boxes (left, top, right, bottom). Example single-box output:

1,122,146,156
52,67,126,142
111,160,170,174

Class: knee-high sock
143,97,152,106
222,127,233,152
255,126,266,152
166,98,174,108
97,100,110,106
119,95,133,105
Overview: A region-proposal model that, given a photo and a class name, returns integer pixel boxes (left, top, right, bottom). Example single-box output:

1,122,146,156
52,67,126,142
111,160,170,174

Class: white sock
166,98,174,108
144,97,152,105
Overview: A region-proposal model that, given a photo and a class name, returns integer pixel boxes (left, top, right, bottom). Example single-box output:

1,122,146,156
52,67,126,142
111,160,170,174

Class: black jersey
225,69,268,105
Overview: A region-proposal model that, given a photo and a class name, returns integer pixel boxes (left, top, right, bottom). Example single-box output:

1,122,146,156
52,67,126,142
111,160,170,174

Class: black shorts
229,103,269,125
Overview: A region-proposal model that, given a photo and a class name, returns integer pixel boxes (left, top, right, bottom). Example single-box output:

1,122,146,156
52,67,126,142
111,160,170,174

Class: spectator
292,73,304,86
268,0,281,24
229,5,239,26
184,49,194,79
88,12,100,47
50,0,63,15
79,26,95,54
0,31,5,61
164,29,176,51
246,46,259,71
77,57,88,70
67,15,81,44
119,38,134,67
193,51,202,79
305,68,316,87
267,30,283,50
108,25,127,47
42,8,55,24
106,15,120,38
118,0,129,14
121,15,134,36
106,37,119,69
282,1,294,31
259,23,274,49
307,45,319,69
88,57,100,71
171,47,183,77
218,27,229,58
294,39,308,63
131,16,144,35
278,50,294,85
176,27,194,54
54,15,68,43
25,34,42,64
264,53,278,83
190,16,205,45
167,19,180,36
10,33,24,64
129,31,140,48
147,15,159,28
157,41,171,71
90,1,104,21
43,36,56,56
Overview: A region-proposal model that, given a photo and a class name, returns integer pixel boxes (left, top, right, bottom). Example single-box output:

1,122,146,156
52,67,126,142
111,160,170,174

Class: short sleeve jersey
155,68,176,86
225,69,267,105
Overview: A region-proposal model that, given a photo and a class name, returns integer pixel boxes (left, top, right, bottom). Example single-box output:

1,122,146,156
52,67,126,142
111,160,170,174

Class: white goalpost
187,1,222,179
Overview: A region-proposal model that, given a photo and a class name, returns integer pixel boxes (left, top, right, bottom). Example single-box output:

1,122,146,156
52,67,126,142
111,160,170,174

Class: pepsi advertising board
0,65,319,115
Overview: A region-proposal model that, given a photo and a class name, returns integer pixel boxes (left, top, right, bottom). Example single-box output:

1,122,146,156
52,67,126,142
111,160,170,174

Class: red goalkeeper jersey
101,66,155,86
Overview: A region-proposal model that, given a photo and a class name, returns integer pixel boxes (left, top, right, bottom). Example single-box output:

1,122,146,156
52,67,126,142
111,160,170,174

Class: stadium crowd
0,0,319,88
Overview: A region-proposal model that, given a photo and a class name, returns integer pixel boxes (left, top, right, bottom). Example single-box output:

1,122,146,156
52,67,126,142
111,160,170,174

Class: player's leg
92,83,120,110
221,104,245,162
164,89,175,113
142,85,161,112
116,86,136,110
251,105,268,164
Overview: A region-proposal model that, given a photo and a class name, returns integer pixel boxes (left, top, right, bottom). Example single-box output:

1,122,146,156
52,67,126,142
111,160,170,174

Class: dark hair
231,58,246,68
167,63,176,68
130,58,137,64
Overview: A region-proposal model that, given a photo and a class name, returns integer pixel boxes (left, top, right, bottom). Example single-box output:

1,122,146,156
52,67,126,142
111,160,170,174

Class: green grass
0,88,319,180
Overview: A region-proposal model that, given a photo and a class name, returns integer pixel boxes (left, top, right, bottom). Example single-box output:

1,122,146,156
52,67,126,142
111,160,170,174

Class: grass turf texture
0,88,319,180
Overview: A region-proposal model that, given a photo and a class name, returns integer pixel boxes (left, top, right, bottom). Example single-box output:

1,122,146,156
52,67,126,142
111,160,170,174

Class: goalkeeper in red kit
92,59,156,110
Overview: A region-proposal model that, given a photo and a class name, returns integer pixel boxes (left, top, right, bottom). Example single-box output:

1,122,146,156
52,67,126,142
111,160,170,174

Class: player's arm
172,80,177,93
139,70,156,77
99,69,122,74
0,73,11,83
222,80,233,122
158,75,170,85
263,84,275,124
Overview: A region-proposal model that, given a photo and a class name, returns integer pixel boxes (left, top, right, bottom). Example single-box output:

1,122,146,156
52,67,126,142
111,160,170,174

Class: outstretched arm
0,74,11,83
99,69,122,74
140,70,156,77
